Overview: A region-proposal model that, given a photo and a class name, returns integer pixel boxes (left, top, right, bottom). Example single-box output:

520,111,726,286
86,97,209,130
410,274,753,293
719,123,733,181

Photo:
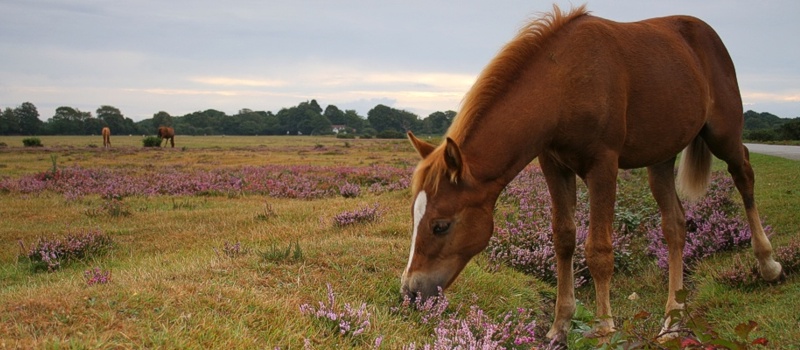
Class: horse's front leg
584,161,618,339
541,156,578,344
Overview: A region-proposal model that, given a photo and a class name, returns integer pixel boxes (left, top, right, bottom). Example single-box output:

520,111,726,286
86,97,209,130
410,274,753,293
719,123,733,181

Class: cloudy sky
1,1,798,122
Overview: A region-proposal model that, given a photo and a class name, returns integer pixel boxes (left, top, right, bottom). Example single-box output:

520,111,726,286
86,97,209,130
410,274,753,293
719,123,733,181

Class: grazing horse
401,5,782,343
101,127,111,148
157,126,175,148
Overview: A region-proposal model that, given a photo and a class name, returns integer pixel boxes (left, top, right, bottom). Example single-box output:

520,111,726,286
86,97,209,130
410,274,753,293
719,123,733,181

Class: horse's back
548,15,742,167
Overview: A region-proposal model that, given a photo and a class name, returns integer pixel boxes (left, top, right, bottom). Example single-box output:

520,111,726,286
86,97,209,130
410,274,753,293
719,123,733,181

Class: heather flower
84,267,111,285
487,165,635,287
299,284,378,344
646,173,764,271
221,241,246,258
339,181,361,198
333,203,381,227
774,239,800,274
5,164,412,200
398,290,539,349
25,228,113,272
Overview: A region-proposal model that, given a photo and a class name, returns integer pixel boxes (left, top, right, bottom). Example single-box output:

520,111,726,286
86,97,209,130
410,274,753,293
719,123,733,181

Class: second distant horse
102,127,111,148
158,127,175,148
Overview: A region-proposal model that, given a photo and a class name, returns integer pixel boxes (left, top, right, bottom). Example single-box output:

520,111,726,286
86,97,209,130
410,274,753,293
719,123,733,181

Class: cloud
190,77,287,87
741,91,800,103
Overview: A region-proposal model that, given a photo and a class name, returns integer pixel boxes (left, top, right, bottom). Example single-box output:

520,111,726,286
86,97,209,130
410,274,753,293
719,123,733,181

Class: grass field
0,135,798,349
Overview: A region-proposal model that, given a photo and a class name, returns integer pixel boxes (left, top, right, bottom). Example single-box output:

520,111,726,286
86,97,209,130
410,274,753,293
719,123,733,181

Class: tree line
743,110,800,141
0,100,456,138
2,100,798,140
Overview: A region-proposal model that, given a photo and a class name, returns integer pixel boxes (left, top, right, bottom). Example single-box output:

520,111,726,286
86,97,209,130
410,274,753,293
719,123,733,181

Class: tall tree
0,107,20,135
49,106,92,135
152,111,173,128
323,105,346,125
367,104,421,133
778,118,800,140
97,105,125,133
423,110,457,134
15,102,42,135
343,109,367,132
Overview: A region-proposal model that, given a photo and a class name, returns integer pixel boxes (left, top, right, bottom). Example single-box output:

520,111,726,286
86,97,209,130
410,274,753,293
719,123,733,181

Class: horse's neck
459,112,552,190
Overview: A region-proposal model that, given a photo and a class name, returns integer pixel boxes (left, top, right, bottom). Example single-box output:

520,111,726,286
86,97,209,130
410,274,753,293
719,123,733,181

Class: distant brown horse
401,5,782,344
101,127,111,148
157,126,175,148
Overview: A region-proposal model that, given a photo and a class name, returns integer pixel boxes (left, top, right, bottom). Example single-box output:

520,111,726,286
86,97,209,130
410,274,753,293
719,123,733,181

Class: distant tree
308,99,323,115
423,110,456,134
324,105,346,125
84,117,107,135
0,107,20,135
152,111,173,128
343,110,367,132
172,109,227,135
743,110,789,131
277,101,329,135
778,118,800,140
745,129,777,142
367,104,422,133
97,105,126,133
16,102,43,135
48,106,92,135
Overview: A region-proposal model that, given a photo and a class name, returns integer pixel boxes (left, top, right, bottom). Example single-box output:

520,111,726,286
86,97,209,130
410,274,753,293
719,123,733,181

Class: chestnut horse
157,126,175,148
101,127,111,148
402,5,782,343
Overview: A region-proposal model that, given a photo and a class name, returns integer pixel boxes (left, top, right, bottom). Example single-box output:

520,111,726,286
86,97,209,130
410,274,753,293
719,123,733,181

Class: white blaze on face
405,191,428,276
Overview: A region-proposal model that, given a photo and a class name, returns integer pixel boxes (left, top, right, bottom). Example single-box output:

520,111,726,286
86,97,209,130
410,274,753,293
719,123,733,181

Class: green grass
0,136,798,348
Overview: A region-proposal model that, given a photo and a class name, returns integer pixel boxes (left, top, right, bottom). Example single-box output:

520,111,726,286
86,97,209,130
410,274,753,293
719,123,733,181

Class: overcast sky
1,1,798,122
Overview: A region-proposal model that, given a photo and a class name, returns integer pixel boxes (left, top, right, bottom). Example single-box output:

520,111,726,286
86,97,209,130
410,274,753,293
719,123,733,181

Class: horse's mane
412,5,588,194
448,4,588,141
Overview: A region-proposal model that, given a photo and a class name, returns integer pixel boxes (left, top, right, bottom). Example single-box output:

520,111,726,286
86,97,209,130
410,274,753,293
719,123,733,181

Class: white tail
676,136,712,201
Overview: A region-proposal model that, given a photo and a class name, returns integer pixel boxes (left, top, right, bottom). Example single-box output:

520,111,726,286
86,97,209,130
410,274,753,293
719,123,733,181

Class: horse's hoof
543,338,568,350
657,324,681,343
547,328,567,349
581,328,614,344
759,260,783,282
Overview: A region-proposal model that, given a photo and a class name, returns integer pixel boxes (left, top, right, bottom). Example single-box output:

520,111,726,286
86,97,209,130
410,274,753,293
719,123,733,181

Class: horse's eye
431,220,451,236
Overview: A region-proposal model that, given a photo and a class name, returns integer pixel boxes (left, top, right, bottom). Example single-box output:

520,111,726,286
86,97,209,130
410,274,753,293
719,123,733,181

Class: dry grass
0,136,797,348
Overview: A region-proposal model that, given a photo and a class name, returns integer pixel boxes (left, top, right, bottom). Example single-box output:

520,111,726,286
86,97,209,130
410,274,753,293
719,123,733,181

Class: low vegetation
0,136,797,348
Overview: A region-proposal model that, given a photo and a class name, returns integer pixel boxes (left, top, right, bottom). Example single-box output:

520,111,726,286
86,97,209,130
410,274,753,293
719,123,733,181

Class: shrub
486,165,635,287
142,136,162,147
376,130,405,139
745,129,777,142
84,267,111,285
395,288,539,349
646,174,761,271
300,284,376,342
22,228,113,271
22,137,43,147
569,291,770,349
339,181,361,198
333,203,381,227
774,239,800,274
220,241,247,258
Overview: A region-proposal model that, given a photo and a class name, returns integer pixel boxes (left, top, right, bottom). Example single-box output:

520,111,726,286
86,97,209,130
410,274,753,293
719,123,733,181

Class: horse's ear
407,131,436,159
444,137,463,180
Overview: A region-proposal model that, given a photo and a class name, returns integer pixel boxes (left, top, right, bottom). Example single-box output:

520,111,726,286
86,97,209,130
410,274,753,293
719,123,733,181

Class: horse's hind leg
702,128,782,281
540,155,578,344
647,159,687,340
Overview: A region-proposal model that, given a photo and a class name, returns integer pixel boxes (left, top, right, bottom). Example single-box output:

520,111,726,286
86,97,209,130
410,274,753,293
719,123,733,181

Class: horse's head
401,132,496,302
